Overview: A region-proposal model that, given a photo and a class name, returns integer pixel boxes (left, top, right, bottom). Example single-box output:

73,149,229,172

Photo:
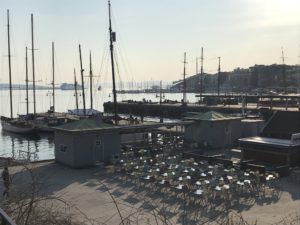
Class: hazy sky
0,0,300,85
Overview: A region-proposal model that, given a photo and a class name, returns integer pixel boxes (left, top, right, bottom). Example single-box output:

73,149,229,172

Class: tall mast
217,56,221,97
196,57,198,92
281,47,286,93
159,80,163,123
52,42,55,113
108,0,118,124
25,47,29,115
31,14,36,115
89,51,93,110
183,52,187,105
79,44,86,116
74,68,79,111
7,10,13,119
200,47,203,100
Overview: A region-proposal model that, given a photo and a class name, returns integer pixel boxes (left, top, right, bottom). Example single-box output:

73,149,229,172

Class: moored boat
1,116,35,134
1,10,36,135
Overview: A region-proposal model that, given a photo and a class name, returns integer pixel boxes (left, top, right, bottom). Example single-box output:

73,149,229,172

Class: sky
0,0,300,85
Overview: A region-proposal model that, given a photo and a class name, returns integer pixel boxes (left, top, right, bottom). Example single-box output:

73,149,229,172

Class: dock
103,100,299,119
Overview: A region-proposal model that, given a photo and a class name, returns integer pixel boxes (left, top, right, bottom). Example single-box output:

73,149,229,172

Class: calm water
0,88,198,161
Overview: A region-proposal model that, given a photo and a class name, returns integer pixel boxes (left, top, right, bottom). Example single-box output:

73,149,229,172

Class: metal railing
0,208,16,225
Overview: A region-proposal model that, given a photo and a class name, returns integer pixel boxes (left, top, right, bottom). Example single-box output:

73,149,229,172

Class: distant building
184,111,242,149
54,119,120,168
239,111,300,166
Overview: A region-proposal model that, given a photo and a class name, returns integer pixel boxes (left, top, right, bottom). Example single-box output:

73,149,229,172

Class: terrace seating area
115,134,282,214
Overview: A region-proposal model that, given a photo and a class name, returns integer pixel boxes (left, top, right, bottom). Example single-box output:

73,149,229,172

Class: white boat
1,117,35,134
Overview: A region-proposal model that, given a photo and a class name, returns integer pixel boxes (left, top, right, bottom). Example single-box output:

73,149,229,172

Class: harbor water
0,88,198,160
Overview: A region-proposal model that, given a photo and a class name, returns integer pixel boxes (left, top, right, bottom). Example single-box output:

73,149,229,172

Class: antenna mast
108,0,118,124
183,52,187,105
79,44,86,116
7,10,13,118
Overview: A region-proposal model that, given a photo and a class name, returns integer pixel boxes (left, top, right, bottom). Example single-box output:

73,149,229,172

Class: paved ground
1,161,300,225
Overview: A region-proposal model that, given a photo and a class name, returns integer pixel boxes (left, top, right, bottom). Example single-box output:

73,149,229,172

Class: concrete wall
184,120,242,149
241,119,265,138
55,130,120,168
54,131,76,167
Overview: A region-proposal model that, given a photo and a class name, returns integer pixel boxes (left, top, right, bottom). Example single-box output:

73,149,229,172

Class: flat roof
239,136,300,147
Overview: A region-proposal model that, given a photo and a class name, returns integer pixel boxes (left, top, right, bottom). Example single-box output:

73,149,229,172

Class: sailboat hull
1,119,36,134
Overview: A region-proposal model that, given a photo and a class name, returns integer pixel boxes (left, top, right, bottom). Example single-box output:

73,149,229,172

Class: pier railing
0,208,17,225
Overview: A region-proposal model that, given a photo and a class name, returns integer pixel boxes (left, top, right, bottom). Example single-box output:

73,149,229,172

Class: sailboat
32,42,80,132
1,10,35,134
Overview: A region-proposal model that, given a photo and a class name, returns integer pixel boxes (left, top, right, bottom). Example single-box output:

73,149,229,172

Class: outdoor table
201,173,207,177
237,181,244,186
143,175,151,180
175,184,184,190
196,181,201,186
215,186,222,191
204,180,210,184
244,179,251,184
266,174,275,181
159,179,166,185
223,184,230,190
194,189,203,195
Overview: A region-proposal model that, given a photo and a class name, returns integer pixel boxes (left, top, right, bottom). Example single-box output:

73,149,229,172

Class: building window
95,136,102,146
60,145,67,152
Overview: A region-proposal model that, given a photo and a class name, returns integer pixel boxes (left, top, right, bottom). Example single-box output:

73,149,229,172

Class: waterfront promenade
2,161,300,225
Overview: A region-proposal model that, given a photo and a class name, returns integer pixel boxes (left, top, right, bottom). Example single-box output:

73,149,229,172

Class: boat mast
25,47,29,115
217,56,221,97
183,52,187,105
281,48,286,93
108,0,118,124
79,44,86,116
200,47,203,100
74,68,79,111
31,14,36,115
52,42,55,113
89,51,93,110
7,10,13,119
